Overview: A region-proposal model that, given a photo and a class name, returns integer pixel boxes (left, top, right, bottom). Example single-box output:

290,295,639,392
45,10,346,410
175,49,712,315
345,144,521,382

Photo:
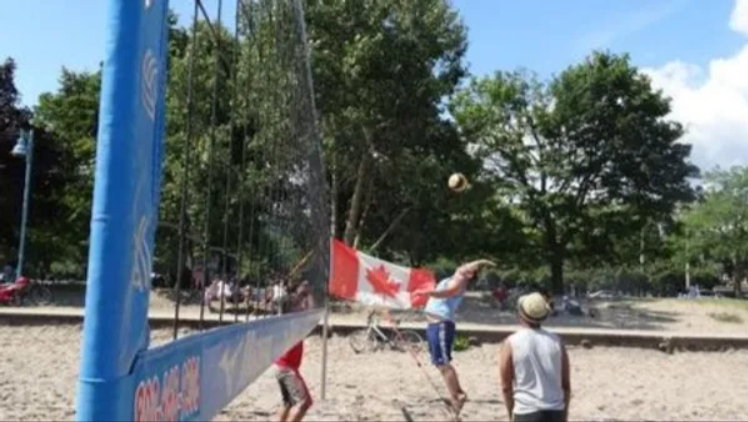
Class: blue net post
75,0,170,420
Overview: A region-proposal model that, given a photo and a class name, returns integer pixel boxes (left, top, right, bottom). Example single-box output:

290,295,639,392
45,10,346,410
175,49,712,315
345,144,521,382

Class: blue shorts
426,320,456,366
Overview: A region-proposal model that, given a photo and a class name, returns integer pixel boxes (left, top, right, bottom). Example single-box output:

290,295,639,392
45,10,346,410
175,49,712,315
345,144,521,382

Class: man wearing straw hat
499,292,571,422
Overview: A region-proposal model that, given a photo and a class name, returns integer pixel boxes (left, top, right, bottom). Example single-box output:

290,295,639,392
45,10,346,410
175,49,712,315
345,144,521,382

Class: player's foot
451,392,468,416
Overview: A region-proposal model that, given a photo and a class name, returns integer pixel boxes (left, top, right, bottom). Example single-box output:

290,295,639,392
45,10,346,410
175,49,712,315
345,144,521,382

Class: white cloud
643,0,748,172
731,0,748,36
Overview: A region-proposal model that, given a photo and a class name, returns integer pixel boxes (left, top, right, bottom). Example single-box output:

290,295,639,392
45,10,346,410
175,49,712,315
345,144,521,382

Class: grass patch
607,302,634,310
453,334,471,352
699,298,748,311
708,312,744,324
659,298,748,311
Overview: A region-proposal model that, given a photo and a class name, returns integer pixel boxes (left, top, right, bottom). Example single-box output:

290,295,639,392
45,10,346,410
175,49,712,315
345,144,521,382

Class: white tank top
507,328,566,415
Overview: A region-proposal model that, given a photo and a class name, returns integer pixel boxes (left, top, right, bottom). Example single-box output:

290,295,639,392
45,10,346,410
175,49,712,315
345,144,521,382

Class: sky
1,0,747,172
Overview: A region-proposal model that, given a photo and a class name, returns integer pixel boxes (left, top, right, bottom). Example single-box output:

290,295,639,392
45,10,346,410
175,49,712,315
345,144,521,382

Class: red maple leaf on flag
365,265,401,298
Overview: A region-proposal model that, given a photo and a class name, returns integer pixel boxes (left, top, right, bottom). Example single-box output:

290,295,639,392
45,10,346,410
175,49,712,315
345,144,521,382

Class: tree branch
369,207,412,253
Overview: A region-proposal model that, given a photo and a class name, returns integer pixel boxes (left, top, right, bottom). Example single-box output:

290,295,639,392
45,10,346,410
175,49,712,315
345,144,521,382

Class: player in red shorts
274,281,314,422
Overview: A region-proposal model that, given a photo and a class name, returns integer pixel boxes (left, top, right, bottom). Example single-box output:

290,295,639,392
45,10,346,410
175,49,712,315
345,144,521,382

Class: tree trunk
330,155,339,240
343,153,370,245
370,207,411,253
735,257,745,297
343,129,374,246
543,213,565,294
353,177,375,249
549,250,564,295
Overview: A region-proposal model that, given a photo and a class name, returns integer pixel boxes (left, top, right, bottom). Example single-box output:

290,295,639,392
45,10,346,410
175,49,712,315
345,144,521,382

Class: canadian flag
329,240,436,309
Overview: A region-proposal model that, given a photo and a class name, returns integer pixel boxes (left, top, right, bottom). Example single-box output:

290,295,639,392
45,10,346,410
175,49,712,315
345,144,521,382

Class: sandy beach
1,323,747,421
36,286,748,336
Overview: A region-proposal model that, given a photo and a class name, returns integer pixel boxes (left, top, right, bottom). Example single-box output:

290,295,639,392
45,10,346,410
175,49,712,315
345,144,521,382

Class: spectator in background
493,283,509,309
2,264,15,284
272,279,289,314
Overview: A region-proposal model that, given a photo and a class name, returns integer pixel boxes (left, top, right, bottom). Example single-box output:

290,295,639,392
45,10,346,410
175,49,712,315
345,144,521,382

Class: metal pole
639,227,644,273
685,228,691,290
16,130,34,278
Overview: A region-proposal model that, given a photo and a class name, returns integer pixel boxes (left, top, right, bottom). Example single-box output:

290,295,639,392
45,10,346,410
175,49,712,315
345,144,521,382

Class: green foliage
708,312,743,324
0,58,78,276
450,51,697,292
8,5,738,297
33,68,101,276
453,334,470,352
308,0,499,265
677,166,748,296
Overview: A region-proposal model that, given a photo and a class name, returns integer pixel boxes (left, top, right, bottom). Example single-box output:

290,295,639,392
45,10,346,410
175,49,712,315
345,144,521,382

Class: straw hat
518,292,550,324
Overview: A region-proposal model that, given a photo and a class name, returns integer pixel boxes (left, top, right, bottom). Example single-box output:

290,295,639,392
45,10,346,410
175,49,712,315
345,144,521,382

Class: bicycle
0,278,52,306
348,310,424,355
26,280,52,306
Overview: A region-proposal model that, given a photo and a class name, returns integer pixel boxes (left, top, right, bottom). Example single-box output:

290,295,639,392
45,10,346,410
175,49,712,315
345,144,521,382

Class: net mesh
161,0,329,334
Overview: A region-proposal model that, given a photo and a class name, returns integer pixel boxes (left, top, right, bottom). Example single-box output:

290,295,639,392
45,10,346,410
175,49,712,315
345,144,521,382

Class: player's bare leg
278,405,291,422
286,401,311,422
439,364,467,414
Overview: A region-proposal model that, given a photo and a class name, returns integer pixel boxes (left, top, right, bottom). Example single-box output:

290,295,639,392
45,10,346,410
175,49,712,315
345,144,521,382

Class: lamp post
11,129,34,278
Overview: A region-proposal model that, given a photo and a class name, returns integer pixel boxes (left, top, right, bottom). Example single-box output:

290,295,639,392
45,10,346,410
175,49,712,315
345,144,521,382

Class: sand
41,287,748,334
1,324,747,421
329,294,748,334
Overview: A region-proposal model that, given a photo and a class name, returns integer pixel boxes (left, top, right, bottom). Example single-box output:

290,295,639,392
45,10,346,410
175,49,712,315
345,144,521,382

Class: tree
33,68,101,273
0,58,31,265
0,58,77,276
450,51,698,293
680,166,748,296
306,0,477,263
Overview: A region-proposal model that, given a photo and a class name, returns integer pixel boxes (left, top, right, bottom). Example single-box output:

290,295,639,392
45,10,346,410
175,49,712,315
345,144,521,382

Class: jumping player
415,259,496,415
274,281,314,422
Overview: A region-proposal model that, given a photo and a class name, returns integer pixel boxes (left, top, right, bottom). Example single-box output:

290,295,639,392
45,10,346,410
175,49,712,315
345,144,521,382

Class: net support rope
173,0,201,339
225,0,242,323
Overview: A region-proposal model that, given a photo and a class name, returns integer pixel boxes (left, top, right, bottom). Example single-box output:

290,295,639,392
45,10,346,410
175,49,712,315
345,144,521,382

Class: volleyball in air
448,173,468,192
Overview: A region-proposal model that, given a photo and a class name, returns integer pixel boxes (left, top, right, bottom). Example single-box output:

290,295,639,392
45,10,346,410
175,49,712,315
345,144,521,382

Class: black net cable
275,2,304,305
273,2,295,295
199,0,224,330
291,0,330,297
273,0,302,313
239,0,261,323
219,0,243,324
173,0,202,340
265,0,284,315
268,0,292,316
223,1,245,322
234,45,250,324
250,0,275,318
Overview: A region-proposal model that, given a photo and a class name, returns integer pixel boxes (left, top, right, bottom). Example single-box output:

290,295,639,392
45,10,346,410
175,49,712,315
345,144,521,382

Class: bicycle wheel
393,329,425,355
31,285,52,306
349,329,378,354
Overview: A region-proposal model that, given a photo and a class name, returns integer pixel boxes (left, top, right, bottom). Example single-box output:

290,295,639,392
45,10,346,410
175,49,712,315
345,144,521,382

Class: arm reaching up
415,259,496,299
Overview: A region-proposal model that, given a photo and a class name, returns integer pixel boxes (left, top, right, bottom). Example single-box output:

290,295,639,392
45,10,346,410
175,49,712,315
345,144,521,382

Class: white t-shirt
508,328,566,415
272,284,287,302
217,280,233,298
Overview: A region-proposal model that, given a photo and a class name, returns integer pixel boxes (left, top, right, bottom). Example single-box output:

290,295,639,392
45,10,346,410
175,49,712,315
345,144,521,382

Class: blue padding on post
79,310,324,422
76,0,170,420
